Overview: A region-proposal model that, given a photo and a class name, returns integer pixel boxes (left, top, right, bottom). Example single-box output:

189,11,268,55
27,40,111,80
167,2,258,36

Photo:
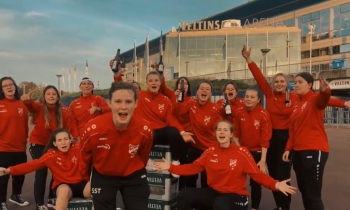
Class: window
333,45,340,54
340,43,350,53
333,6,341,30
311,12,320,20
340,3,350,13
303,14,311,22
320,9,330,32
283,18,294,27
301,51,310,59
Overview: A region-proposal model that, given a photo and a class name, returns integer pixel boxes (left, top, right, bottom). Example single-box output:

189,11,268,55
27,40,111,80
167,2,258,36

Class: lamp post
56,74,62,94
308,23,315,74
97,81,100,89
287,38,292,75
185,61,189,76
260,48,270,109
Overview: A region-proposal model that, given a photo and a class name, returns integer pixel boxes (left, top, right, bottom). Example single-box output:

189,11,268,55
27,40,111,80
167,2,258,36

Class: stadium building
120,0,350,96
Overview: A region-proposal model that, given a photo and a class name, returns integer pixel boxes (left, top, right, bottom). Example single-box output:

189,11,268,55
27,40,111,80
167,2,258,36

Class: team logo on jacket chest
254,120,260,129
204,116,211,125
301,102,307,111
129,144,139,158
229,159,237,170
158,104,164,112
71,155,77,164
18,108,23,116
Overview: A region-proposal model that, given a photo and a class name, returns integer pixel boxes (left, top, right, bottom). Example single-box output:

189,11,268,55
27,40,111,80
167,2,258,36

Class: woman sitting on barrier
0,129,90,210
154,120,297,210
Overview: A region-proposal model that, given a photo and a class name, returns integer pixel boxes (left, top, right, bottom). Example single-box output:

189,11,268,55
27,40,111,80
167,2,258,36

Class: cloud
24,11,48,19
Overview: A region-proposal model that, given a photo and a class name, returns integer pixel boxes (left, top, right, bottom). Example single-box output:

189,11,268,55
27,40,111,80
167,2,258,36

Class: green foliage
61,89,109,99
61,79,258,99
165,78,257,93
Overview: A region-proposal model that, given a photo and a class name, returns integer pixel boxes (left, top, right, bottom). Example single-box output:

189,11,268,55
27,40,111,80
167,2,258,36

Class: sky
0,0,246,90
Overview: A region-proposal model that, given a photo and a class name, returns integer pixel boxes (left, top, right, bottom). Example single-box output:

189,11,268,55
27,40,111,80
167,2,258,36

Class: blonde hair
214,120,239,145
271,73,291,107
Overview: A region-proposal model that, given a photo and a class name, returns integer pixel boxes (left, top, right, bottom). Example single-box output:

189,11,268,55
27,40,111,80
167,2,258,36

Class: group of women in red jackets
0,77,107,210
0,44,349,210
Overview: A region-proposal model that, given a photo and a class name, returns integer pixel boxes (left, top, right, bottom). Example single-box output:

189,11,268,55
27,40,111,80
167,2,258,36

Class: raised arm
160,76,175,101
154,149,209,175
315,79,331,110
242,45,273,98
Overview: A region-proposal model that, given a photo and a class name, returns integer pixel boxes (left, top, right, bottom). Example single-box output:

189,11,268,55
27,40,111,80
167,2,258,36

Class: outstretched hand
0,167,10,176
181,132,195,144
319,78,329,92
153,158,171,171
276,179,297,196
241,45,252,59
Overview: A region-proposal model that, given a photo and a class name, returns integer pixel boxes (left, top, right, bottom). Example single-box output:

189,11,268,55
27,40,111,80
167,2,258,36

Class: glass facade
164,31,301,80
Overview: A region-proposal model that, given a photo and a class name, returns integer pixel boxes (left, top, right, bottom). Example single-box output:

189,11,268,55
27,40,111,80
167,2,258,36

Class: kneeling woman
154,120,296,210
0,129,90,210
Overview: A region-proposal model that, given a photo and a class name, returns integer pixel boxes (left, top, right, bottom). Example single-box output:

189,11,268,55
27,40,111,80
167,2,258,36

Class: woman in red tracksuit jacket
174,81,223,188
21,85,70,210
134,71,193,178
283,73,331,210
241,46,349,210
216,82,245,122
0,128,90,210
159,75,194,188
69,77,110,141
0,77,29,209
154,120,296,210
80,82,153,210
233,88,272,210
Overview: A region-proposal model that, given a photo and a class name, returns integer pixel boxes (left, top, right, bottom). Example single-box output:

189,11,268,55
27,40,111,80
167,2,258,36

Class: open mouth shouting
218,135,226,140
118,112,128,121
151,85,158,91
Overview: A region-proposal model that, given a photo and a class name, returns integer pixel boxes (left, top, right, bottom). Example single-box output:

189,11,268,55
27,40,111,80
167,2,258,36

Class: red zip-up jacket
248,62,346,130
69,95,111,138
9,143,85,189
80,113,153,179
159,77,192,132
216,98,245,121
169,144,278,195
25,99,70,146
175,98,222,151
286,89,331,152
133,90,184,132
0,98,29,152
233,105,272,151
113,74,123,83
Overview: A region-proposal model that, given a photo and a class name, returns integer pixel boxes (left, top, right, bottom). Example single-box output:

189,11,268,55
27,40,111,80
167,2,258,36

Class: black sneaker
36,205,48,210
8,194,29,206
47,199,56,209
1,203,8,210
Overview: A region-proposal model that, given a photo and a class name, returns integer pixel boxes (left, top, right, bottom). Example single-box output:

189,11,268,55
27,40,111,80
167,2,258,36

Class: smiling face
80,80,94,96
53,131,71,152
197,82,212,104
109,89,137,129
244,89,260,110
1,79,16,99
44,88,59,105
294,76,312,96
215,121,233,146
224,84,237,100
273,75,288,93
146,74,161,94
